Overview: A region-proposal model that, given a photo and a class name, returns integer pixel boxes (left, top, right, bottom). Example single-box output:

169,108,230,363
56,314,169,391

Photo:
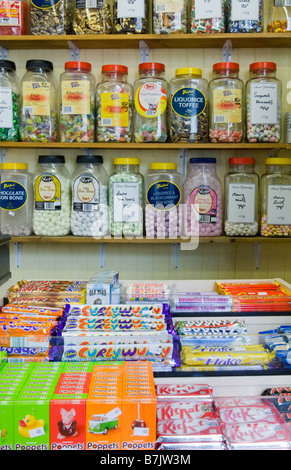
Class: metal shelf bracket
173,243,180,270
253,242,262,270
99,242,106,268
14,242,22,268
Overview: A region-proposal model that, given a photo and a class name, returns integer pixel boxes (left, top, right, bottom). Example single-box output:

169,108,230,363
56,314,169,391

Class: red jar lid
139,62,165,71
102,64,128,74
213,62,239,71
229,157,255,165
65,61,92,72
249,61,276,71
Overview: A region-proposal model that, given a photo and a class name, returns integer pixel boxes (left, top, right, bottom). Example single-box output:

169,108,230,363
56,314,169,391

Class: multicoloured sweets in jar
112,0,149,33
145,163,182,238
96,64,133,143
20,60,58,143
153,0,188,33
209,62,244,143
260,157,291,237
170,68,208,143
0,0,30,34
72,0,111,34
224,158,259,237
190,0,226,33
0,60,20,142
227,0,263,33
134,62,169,143
183,158,222,237
109,158,143,237
60,61,96,143
246,62,282,143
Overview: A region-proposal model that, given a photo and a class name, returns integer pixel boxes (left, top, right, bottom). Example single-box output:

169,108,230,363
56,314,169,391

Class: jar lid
139,62,165,71
102,64,128,74
213,62,239,71
0,60,16,71
76,155,103,164
265,158,291,165
229,157,255,165
113,158,139,165
38,155,65,164
1,163,28,170
150,163,177,170
26,60,53,71
65,61,92,72
175,67,202,77
250,62,277,71
190,158,216,164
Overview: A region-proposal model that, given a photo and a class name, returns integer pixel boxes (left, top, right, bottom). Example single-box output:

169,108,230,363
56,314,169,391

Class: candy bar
224,422,290,450
156,418,224,442
181,348,275,367
156,384,213,399
156,442,227,450
218,405,280,425
176,319,247,336
66,303,168,318
157,400,215,421
2,305,64,316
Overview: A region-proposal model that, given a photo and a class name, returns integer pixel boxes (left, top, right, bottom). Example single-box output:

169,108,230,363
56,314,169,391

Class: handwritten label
250,82,278,125
117,0,145,18
231,0,259,22
267,185,291,225
195,0,222,19
112,182,140,223
228,183,256,223
0,87,13,128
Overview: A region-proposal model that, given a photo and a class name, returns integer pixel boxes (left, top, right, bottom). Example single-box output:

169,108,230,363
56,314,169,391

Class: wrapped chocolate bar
156,418,224,443
156,383,213,399
157,441,227,450
124,283,171,303
224,421,290,450
176,319,247,336
0,334,50,357
157,399,215,421
1,305,64,317
171,292,233,313
65,303,169,317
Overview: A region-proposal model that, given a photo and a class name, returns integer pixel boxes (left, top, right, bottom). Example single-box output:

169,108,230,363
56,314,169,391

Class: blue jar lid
190,158,216,164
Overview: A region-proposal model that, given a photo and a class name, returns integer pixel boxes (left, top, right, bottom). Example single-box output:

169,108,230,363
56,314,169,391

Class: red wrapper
156,383,213,398
157,400,215,421
156,418,224,442
225,422,290,450
218,405,280,425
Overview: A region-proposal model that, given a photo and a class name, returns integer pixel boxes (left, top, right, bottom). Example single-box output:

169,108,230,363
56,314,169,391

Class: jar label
117,0,145,18
112,181,140,223
0,87,13,128
231,0,259,22
101,93,129,127
154,0,184,13
213,89,242,124
146,180,181,210
135,83,167,118
228,183,256,223
171,87,206,119
195,0,222,19
73,174,100,212
267,185,291,225
34,174,61,210
0,1,21,26
22,81,51,116
190,186,217,223
249,82,278,125
61,80,90,115
31,0,61,9
0,180,28,211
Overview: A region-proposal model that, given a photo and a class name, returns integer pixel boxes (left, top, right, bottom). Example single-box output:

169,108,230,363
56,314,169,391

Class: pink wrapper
224,422,290,450
156,418,224,442
218,405,281,425
157,400,215,421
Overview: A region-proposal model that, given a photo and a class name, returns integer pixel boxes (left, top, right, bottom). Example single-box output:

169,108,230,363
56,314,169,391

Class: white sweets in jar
33,155,71,236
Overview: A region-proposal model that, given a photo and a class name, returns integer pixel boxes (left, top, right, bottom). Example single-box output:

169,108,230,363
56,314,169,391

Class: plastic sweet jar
20,60,58,143
227,0,263,33
190,0,226,33
112,0,149,33
71,154,109,237
209,62,244,143
96,64,133,143
133,62,169,143
152,0,188,33
0,163,33,236
183,157,222,237
30,0,73,35
60,61,96,143
0,60,20,142
266,1,291,32
246,62,282,143
260,157,291,237
145,163,183,238
109,158,143,237
170,68,208,143
224,157,259,237
0,0,30,35
33,155,71,236
72,0,111,34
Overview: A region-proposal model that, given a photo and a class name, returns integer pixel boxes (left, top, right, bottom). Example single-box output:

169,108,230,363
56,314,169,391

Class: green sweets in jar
0,60,20,142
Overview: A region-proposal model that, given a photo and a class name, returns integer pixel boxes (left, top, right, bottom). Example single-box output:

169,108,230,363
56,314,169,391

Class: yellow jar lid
150,163,177,170
1,163,28,170
175,67,202,77
265,158,291,165
113,158,140,165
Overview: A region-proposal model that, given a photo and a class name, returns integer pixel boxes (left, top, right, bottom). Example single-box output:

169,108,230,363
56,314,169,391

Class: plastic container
153,0,188,33
145,163,182,238
190,0,226,33
227,0,263,33
71,154,109,237
246,62,282,143
60,61,96,143
33,155,71,236
260,157,291,237
209,62,244,143
0,163,33,236
96,64,133,142
184,157,222,237
30,0,73,35
0,60,20,142
109,158,143,237
0,0,30,34
112,0,149,33
267,1,291,32
170,68,208,143
133,62,169,143
20,60,58,143
72,0,111,34
224,158,259,237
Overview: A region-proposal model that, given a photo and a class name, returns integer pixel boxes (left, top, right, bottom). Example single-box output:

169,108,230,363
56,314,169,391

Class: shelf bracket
139,40,150,63
0,46,8,60
253,242,262,270
67,41,80,61
172,243,180,270
0,149,6,164
179,148,189,181
99,243,106,268
14,242,22,268
222,39,232,62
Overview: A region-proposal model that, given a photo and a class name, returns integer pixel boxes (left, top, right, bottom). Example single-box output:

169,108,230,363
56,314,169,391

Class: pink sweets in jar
184,157,222,237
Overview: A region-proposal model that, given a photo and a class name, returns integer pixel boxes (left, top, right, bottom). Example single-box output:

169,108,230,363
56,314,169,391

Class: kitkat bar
156,418,224,442
156,400,215,421
156,383,213,399
224,421,291,450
